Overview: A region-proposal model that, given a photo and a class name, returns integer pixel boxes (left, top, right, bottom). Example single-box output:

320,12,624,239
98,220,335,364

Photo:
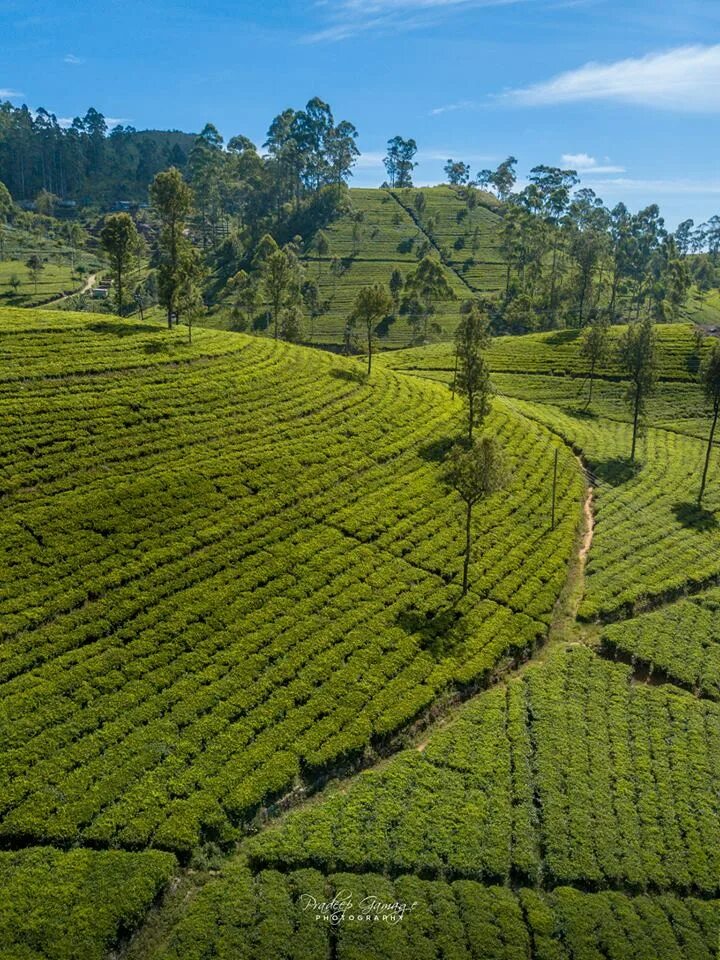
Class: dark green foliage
249,648,720,894
149,865,720,960
0,308,581,855
0,847,175,960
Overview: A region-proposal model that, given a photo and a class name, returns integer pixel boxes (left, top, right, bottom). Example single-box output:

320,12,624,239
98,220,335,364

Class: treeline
441,156,720,331
0,101,194,204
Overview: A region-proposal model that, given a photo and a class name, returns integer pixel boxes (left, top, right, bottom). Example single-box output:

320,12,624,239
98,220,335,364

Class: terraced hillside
128,648,720,959
382,322,710,381
0,307,582,951
390,185,505,294
300,189,464,346
7,308,720,959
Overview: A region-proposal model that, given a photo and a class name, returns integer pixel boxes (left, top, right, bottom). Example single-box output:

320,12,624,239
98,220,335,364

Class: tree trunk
468,392,474,443
462,501,472,596
630,388,641,462
699,400,719,505
367,323,372,377
451,343,459,400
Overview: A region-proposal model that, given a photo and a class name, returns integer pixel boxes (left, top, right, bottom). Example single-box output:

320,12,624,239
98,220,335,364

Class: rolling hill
5,305,720,959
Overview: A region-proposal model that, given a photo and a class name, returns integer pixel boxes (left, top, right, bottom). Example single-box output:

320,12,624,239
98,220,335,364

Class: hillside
5,308,720,958
299,186,503,347
0,309,580,865
121,315,720,960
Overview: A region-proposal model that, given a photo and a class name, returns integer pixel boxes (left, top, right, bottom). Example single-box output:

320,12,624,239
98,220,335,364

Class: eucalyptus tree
447,437,509,596
350,283,393,376
617,318,658,462
402,255,454,342
699,342,720,506
384,137,417,188
100,212,142,315
454,300,493,442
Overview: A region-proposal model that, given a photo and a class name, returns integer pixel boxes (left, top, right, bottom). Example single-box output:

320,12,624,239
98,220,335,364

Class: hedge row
0,311,581,853
249,648,720,894
146,864,720,960
0,846,175,960
602,586,720,698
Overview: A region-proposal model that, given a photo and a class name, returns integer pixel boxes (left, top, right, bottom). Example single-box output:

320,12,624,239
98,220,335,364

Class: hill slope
0,308,581,862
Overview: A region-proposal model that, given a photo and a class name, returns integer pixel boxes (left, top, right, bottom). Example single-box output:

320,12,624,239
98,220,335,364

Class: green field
0,221,102,307
5,305,720,958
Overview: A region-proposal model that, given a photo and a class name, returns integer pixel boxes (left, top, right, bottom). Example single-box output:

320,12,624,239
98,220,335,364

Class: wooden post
551,448,558,531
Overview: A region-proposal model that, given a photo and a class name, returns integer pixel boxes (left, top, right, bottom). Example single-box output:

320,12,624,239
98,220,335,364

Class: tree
312,229,330,276
350,283,393,376
477,157,517,200
174,245,206,343
389,268,404,312
698,341,720,506
261,247,303,339
616,318,658,462
579,315,610,409
444,160,470,186
100,213,141,315
0,180,13,221
150,167,195,328
675,218,695,256
158,242,205,340
280,303,303,342
454,301,493,441
26,254,44,294
401,255,455,342
384,137,417,188
447,437,510,596
8,272,20,295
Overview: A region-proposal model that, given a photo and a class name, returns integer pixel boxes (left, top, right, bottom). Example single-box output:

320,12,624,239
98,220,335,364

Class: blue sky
2,0,719,226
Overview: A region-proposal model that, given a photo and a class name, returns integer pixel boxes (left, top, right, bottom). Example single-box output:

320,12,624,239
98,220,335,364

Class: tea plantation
4,305,720,959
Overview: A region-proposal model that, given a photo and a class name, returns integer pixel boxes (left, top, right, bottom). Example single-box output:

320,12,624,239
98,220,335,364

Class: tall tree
150,167,195,328
616,318,658,462
100,212,141,316
579,315,610,409
454,301,493,442
698,341,720,506
384,137,417,189
401,255,454,342
477,156,517,200
25,254,44,294
350,283,393,376
261,246,303,340
447,437,509,596
389,268,404,312
444,160,470,186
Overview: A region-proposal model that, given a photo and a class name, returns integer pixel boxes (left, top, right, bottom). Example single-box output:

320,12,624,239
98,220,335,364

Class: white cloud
502,45,720,112
561,152,625,174
355,151,386,169
304,0,534,42
64,53,84,64
57,116,130,129
0,88,23,99
429,100,476,116
582,177,720,195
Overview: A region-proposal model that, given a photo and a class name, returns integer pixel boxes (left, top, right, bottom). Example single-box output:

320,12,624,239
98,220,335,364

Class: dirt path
47,272,97,304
